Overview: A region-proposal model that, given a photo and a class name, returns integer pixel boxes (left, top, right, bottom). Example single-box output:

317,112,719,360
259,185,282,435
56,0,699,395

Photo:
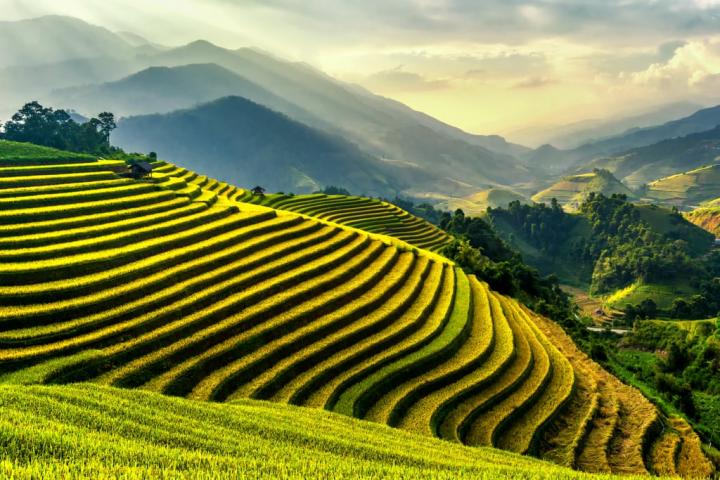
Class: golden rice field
234,187,453,253
0,146,713,478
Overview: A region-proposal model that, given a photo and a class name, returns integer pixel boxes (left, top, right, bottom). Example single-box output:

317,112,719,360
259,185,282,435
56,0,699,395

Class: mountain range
2,15,720,208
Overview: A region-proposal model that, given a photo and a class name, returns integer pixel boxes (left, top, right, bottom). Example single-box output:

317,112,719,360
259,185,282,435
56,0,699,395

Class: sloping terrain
531,170,634,211
0,383,622,479
0,142,712,477
233,189,452,253
686,199,720,236
578,126,720,188
521,104,720,178
113,96,402,197
645,164,720,209
49,64,326,130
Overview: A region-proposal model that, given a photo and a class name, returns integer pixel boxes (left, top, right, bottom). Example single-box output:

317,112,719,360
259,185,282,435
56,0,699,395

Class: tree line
0,102,117,155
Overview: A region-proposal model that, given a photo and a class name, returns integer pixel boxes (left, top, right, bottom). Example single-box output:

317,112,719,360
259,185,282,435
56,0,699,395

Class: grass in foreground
0,383,636,479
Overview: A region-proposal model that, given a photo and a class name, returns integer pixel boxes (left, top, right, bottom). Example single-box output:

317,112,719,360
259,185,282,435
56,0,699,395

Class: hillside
521,104,720,177
112,96,402,196
234,190,452,253
0,140,712,477
531,170,634,211
686,202,720,237
488,196,715,305
431,188,529,216
507,101,702,149
0,383,622,479
645,163,720,209
579,125,720,188
0,15,142,68
49,64,326,130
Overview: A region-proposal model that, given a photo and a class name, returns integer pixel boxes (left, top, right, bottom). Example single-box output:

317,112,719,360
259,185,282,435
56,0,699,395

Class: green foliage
316,185,351,196
615,321,720,444
439,209,577,331
0,383,625,479
1,102,118,155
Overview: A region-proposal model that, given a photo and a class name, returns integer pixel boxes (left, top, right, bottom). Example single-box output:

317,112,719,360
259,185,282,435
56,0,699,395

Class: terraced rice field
0,147,713,477
0,383,637,479
234,188,452,253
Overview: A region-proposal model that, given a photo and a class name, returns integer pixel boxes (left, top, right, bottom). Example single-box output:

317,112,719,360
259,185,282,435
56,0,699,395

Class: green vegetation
0,141,713,477
236,190,453,253
531,169,635,211
0,383,639,480
489,193,716,319
602,319,720,447
644,163,720,209
0,102,117,155
583,124,720,189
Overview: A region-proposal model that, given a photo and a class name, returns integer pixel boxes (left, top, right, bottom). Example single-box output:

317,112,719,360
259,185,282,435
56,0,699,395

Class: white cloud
629,38,720,93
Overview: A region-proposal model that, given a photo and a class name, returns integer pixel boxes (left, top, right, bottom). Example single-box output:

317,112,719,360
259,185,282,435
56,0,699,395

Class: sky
2,0,720,139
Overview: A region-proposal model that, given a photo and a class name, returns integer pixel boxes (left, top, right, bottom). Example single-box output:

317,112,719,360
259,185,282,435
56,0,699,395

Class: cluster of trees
438,209,576,330
0,102,117,155
618,321,720,443
489,198,569,255
379,199,577,330
580,194,701,294
489,194,714,304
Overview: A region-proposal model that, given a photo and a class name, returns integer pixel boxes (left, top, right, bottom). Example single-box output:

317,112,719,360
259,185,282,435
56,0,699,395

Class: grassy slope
425,188,529,216
686,203,720,237
0,146,713,477
0,383,627,480
604,281,697,311
645,164,720,208
0,140,95,165
531,171,634,212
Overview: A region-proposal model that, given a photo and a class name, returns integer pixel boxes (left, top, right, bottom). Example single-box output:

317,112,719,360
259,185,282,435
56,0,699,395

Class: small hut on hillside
129,161,154,179
251,185,266,197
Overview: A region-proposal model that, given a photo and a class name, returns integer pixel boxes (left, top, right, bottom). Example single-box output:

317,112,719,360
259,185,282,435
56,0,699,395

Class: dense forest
488,193,718,318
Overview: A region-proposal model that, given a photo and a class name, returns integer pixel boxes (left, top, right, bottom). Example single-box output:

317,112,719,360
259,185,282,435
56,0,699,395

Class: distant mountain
3,16,531,196
113,96,405,196
522,104,720,176
578,104,720,156
0,16,141,68
531,169,635,211
507,102,702,149
49,64,325,129
579,125,720,188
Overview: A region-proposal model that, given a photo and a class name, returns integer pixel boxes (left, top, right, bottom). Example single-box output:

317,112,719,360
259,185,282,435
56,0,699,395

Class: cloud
511,76,557,89
629,38,720,93
364,66,450,92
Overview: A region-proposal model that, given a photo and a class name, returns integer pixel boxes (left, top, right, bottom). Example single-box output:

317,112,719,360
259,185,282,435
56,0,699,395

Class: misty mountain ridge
113,95,406,196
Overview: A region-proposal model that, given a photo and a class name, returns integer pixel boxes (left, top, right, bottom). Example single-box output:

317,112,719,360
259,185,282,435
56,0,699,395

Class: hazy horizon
1,0,719,141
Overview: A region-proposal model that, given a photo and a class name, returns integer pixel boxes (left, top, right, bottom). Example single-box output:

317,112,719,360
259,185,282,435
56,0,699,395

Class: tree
1,102,118,154
97,112,116,145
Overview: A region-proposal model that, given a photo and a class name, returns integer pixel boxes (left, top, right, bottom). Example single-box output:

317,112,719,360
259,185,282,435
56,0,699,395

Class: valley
1,8,720,479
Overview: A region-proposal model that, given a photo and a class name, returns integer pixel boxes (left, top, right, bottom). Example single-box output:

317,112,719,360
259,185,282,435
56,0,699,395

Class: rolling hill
0,15,533,199
0,140,712,477
686,200,720,237
531,169,634,211
0,383,622,479
522,104,720,178
579,125,720,188
112,96,404,196
645,163,720,209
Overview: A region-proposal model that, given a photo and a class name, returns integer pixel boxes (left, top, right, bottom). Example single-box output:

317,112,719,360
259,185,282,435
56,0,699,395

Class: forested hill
488,194,717,316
